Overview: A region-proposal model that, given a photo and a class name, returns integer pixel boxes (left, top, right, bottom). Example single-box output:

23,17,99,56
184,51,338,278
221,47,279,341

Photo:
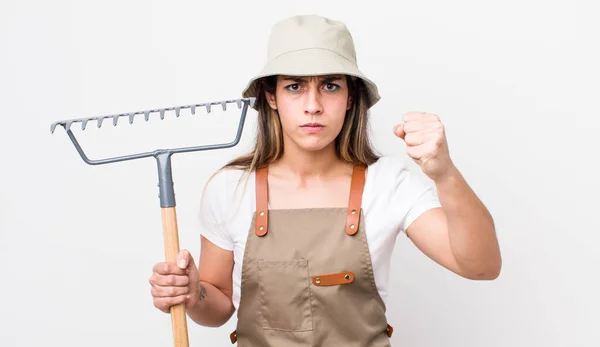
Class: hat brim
242,48,380,109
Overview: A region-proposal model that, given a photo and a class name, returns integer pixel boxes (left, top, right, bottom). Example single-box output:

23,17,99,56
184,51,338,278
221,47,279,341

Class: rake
50,97,256,347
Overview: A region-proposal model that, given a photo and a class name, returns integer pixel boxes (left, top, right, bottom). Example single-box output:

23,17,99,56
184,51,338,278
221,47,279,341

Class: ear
265,90,277,110
346,95,353,110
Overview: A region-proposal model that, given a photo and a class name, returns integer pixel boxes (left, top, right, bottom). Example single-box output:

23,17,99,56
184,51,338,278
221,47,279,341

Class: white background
1,1,598,346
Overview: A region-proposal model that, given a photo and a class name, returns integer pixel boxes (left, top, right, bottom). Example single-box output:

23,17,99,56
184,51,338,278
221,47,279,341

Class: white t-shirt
198,154,442,310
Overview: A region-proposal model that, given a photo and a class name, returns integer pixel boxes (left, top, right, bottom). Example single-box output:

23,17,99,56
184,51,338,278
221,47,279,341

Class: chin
295,137,336,153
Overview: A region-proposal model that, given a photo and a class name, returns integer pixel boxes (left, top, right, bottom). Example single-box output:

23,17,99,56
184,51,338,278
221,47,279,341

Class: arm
394,111,501,280
186,236,236,327
406,165,501,280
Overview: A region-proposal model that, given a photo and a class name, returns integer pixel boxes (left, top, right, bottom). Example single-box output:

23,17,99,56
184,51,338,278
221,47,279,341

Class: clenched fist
394,111,455,182
149,249,202,313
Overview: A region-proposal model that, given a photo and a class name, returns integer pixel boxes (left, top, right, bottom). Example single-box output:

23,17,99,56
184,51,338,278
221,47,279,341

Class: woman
149,14,501,346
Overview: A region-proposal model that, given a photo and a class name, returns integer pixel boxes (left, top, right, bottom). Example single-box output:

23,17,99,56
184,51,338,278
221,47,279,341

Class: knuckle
167,296,180,307
153,262,164,273
165,297,175,306
149,273,159,284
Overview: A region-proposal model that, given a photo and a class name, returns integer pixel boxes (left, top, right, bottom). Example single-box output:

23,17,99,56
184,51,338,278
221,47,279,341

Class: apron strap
346,164,366,235
254,163,367,237
255,166,269,236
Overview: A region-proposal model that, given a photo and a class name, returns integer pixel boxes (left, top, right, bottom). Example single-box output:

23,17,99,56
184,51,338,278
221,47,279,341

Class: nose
304,86,323,116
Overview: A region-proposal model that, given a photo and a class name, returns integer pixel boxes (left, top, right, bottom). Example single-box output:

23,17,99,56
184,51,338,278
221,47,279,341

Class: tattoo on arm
199,285,207,301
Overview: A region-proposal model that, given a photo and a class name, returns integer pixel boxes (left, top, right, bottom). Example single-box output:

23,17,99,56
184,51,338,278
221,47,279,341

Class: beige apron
230,164,394,346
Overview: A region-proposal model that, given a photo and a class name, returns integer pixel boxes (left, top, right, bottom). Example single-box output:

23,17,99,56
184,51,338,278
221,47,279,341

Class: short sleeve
397,162,442,234
400,183,441,234
197,170,235,251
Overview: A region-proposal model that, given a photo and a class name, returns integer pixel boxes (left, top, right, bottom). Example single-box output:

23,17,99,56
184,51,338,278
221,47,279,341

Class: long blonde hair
224,74,380,172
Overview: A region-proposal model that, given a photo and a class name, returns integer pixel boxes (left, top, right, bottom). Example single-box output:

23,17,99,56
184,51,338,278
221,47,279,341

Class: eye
324,83,340,92
285,83,301,92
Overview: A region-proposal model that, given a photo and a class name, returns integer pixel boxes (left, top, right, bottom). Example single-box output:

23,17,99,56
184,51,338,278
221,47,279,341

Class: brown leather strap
255,166,269,236
386,324,394,337
346,164,367,235
312,271,355,286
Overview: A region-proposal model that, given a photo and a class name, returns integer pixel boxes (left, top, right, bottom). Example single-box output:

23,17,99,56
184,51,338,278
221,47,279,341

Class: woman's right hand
149,249,200,313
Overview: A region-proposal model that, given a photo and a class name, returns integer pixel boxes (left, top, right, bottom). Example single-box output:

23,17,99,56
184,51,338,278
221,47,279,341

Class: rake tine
97,117,104,128
144,111,150,122
159,109,165,120
236,99,242,109
129,113,135,124
221,101,227,111
81,118,89,130
206,104,211,113
65,120,74,132
175,107,181,117
112,115,119,126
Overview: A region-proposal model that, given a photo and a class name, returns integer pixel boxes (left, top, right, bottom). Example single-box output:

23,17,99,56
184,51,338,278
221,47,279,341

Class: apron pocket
257,259,314,332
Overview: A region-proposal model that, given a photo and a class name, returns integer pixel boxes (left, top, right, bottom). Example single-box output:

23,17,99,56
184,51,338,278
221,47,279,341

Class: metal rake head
50,97,255,208
49,97,255,165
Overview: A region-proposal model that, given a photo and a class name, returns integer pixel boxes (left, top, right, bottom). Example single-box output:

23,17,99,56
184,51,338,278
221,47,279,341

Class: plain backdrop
1,1,598,346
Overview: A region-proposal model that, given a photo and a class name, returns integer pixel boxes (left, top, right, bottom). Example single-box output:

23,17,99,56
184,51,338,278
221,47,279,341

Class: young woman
149,14,501,346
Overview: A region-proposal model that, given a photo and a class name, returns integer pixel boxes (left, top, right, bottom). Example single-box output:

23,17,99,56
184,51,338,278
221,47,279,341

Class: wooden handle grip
161,207,190,347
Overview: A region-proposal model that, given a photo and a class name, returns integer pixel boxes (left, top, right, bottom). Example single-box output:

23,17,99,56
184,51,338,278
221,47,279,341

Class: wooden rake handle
161,207,189,347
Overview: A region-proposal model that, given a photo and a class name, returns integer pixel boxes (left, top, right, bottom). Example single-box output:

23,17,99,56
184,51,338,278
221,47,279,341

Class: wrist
432,163,461,186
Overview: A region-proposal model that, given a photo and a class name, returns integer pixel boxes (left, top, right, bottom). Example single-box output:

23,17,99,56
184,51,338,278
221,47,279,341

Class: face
266,74,352,153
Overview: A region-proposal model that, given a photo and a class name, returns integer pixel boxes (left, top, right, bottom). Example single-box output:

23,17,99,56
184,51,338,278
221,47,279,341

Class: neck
274,142,343,178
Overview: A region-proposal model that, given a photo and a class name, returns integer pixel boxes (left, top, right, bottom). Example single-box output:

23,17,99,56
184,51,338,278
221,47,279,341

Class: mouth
300,122,325,128
300,122,325,134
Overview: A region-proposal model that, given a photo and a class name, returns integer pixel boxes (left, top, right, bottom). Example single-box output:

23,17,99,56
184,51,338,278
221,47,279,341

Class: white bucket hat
242,14,381,109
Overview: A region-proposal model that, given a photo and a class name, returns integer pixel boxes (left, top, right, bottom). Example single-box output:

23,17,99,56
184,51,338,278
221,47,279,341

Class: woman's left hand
394,112,456,182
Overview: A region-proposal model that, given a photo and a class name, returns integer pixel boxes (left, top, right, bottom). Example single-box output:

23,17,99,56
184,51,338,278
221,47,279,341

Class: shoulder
203,166,253,195
200,166,254,220
204,166,248,188
366,154,414,189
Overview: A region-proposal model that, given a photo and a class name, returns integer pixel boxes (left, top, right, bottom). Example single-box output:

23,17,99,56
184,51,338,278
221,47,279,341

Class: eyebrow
282,75,343,83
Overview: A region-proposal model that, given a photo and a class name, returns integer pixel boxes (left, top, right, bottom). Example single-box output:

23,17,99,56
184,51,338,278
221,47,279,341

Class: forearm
435,165,501,279
186,281,235,327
